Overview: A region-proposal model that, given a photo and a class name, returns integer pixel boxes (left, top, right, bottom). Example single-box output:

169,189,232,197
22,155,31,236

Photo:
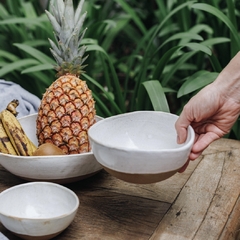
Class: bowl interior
0,182,79,219
89,111,191,151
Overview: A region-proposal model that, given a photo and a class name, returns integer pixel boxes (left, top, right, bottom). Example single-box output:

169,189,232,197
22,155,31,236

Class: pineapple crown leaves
45,0,88,76
55,61,87,78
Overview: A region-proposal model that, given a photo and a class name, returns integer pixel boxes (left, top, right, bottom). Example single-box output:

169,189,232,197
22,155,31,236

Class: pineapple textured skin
36,74,96,154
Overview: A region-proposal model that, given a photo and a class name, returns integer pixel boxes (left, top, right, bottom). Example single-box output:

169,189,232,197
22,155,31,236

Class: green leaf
177,70,219,98
146,1,197,53
208,54,222,73
14,43,55,64
178,24,213,46
21,63,54,74
153,46,182,80
102,15,131,51
0,4,9,17
183,42,212,56
24,71,54,89
82,73,122,114
21,1,37,18
92,92,113,117
142,80,170,112
23,40,50,48
85,44,125,112
227,0,239,56
0,50,19,62
0,59,40,77
161,41,212,87
81,38,98,45
192,3,240,49
0,17,47,27
202,37,230,47
114,0,147,34
158,32,203,50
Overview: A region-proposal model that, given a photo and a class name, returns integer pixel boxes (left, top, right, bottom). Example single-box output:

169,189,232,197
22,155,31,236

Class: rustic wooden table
0,138,240,240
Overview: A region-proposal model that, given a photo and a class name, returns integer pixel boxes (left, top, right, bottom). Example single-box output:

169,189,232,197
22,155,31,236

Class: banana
6,99,19,116
0,120,17,155
1,109,36,156
0,100,37,156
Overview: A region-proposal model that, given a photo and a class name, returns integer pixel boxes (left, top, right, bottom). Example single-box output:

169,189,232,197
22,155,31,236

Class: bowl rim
0,150,93,159
0,182,79,220
88,111,195,153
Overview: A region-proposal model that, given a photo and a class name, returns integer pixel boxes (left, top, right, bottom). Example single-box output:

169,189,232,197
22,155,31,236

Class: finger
192,132,220,153
175,112,192,144
189,151,202,161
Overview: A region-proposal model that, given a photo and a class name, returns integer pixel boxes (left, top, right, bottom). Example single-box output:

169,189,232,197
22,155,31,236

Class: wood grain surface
0,138,239,240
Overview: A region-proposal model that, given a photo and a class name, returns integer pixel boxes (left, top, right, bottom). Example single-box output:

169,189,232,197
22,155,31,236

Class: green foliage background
0,0,240,138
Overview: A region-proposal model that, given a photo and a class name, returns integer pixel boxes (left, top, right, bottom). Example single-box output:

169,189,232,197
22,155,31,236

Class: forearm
212,51,240,104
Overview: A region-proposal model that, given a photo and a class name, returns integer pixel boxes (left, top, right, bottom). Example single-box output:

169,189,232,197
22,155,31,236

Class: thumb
175,113,191,144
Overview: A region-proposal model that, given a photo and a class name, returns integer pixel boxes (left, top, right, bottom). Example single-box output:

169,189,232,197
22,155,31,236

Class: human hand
175,52,240,172
175,83,240,172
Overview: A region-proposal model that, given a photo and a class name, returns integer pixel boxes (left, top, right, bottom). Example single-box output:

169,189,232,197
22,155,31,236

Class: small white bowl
88,111,194,184
0,113,102,183
0,182,79,240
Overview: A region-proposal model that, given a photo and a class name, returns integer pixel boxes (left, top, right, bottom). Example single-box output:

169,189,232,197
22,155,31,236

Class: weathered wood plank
203,138,240,155
0,188,170,240
67,191,170,240
193,149,240,240
150,140,240,240
219,196,240,240
74,156,202,204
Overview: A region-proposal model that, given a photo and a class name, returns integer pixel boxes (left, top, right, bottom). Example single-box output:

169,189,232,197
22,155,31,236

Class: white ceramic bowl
88,111,195,184
0,182,79,240
0,113,102,183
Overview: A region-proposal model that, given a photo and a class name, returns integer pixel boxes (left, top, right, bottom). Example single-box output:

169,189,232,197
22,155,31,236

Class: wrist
212,51,240,104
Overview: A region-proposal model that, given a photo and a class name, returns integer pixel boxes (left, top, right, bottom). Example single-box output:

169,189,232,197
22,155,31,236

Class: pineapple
36,0,96,154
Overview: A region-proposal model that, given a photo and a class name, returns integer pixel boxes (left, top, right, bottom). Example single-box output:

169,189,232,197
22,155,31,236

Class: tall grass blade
142,80,170,112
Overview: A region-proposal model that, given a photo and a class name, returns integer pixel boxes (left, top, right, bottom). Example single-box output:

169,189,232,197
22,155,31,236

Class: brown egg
33,143,66,156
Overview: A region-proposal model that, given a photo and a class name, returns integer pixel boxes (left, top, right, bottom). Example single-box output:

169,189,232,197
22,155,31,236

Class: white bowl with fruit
0,0,105,184
0,112,102,183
